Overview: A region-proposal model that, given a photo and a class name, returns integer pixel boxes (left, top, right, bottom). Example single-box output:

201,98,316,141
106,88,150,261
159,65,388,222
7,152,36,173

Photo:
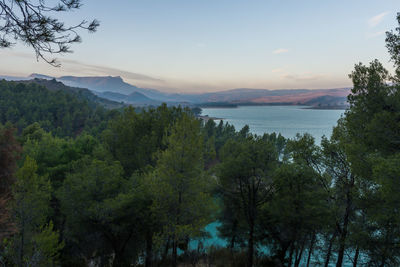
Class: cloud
282,73,324,81
366,30,386,39
368,12,389,27
60,59,163,82
271,68,284,73
273,48,289,54
2,51,163,83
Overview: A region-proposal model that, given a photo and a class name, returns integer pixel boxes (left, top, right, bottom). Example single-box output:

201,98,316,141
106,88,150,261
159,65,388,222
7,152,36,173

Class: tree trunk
172,191,182,267
112,251,126,267
111,232,133,267
160,237,170,267
247,221,254,267
379,255,386,267
276,243,290,266
294,238,306,267
336,233,346,267
19,218,24,267
336,175,354,267
306,232,316,267
145,230,153,267
230,220,238,253
288,243,295,267
336,200,351,266
172,239,178,267
353,247,359,267
325,232,336,267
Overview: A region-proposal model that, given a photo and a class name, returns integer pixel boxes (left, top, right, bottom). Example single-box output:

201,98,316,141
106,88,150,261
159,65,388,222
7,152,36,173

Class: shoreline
199,103,348,110
302,106,348,110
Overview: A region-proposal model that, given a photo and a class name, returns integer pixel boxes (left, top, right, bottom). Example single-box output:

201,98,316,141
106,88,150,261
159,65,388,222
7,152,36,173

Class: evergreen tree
217,132,279,267
151,113,215,267
9,156,63,267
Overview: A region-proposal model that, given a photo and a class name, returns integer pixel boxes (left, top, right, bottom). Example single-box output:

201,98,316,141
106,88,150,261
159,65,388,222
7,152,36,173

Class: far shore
198,103,349,110
302,105,348,110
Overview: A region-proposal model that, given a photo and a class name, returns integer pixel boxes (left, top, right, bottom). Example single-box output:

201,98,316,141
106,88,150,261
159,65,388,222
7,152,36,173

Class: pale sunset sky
1,0,400,92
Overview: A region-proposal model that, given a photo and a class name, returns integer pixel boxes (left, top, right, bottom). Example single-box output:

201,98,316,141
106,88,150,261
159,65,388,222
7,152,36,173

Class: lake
202,105,344,143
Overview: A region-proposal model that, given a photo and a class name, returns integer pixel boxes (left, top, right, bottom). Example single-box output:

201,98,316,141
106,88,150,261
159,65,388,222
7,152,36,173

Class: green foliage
360,155,400,266
59,160,129,262
150,113,215,262
217,133,280,266
103,104,186,176
31,222,65,267
347,59,400,155
264,162,329,265
8,156,63,266
191,107,202,116
333,12,400,266
13,157,51,236
0,80,110,136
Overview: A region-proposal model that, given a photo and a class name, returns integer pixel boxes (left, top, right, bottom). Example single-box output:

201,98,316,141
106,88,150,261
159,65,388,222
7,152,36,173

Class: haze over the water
1,0,399,93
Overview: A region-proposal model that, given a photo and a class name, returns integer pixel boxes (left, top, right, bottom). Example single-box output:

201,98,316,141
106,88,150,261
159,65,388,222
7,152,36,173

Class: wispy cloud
271,68,284,73
368,12,389,27
61,59,163,82
2,51,163,82
273,48,289,54
282,73,324,81
366,30,386,39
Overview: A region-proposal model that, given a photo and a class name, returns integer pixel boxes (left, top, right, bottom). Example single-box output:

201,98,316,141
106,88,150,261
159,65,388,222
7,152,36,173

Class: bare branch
0,0,99,66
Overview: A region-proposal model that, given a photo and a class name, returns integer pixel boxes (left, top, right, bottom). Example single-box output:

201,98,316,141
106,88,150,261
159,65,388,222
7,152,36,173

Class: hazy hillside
2,74,351,108
58,75,169,100
96,91,161,106
190,88,350,104
53,75,351,108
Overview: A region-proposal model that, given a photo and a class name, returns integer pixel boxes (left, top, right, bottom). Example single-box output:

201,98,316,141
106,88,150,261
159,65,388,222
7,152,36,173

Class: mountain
189,88,350,104
247,88,350,105
98,91,128,102
58,75,137,94
125,92,159,104
2,73,351,108
96,91,161,105
0,75,31,81
29,73,54,80
57,75,169,101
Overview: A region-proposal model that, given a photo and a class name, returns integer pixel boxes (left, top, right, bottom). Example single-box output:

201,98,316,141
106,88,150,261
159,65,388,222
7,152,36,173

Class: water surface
202,105,344,142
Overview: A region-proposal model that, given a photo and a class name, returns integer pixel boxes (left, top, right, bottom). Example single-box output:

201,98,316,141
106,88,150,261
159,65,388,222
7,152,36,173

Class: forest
1,11,400,267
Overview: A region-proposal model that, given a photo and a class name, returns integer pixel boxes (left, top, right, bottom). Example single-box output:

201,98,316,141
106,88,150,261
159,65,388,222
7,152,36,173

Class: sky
1,0,400,93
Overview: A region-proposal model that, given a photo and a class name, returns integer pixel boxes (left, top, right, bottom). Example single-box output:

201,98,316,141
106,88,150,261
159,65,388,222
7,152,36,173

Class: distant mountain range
97,91,161,106
0,73,351,108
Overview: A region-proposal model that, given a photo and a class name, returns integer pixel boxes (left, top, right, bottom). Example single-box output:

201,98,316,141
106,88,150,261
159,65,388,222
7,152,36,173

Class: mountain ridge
2,74,351,108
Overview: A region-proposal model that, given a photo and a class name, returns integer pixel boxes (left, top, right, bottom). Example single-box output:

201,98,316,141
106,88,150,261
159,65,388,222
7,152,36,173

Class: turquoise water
202,105,344,143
